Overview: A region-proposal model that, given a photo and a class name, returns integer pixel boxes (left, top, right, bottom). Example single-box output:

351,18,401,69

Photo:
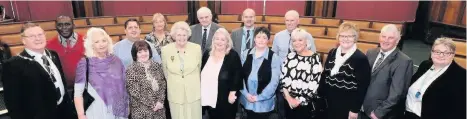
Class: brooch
171,56,174,62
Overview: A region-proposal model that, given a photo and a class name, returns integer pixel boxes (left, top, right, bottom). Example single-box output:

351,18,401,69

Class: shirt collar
59,32,77,43
380,46,397,56
202,23,212,31
243,26,254,32
248,47,270,60
25,48,46,58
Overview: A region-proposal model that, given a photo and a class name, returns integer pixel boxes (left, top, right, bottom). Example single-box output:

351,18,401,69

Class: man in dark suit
361,24,413,119
190,7,221,53
1,22,77,119
231,8,256,55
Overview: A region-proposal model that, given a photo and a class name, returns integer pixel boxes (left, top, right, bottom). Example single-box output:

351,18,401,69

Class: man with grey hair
231,8,256,55
361,24,413,119
191,7,222,53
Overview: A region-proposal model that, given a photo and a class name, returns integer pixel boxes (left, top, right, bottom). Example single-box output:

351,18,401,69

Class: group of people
0,6,465,119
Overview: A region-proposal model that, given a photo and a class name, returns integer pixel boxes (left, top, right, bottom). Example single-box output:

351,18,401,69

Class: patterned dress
280,52,322,119
145,32,173,55
126,60,167,119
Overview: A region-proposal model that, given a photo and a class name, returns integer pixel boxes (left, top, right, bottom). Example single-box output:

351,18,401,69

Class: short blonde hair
84,27,114,57
380,24,401,40
433,37,456,52
210,28,233,55
290,28,313,52
152,13,168,31
337,22,360,42
170,21,192,38
20,22,41,37
197,7,212,17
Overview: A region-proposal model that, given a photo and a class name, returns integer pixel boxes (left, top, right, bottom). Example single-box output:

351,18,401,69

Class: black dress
280,52,322,119
317,48,371,119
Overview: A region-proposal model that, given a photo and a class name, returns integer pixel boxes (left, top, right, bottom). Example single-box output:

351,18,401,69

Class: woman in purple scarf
74,27,129,119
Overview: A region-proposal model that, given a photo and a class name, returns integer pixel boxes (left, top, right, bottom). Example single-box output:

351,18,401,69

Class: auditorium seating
73,18,88,27
453,40,466,57
0,23,22,35
454,57,466,69
299,17,313,25
37,21,56,31
88,17,115,26
0,14,409,58
166,15,188,22
45,30,58,40
218,22,242,32
9,45,24,56
116,16,141,24
343,20,371,29
218,15,240,22
264,16,284,23
315,18,340,26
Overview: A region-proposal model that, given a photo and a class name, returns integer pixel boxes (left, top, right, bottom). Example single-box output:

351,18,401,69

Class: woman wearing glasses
317,22,371,119
404,37,466,119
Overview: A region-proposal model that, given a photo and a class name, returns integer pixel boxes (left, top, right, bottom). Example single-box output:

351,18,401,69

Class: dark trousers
246,110,271,119
203,105,237,119
404,111,421,119
284,101,314,119
276,92,286,119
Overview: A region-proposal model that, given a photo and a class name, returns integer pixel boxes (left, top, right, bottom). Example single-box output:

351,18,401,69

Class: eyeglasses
431,50,454,56
23,33,45,39
339,35,355,39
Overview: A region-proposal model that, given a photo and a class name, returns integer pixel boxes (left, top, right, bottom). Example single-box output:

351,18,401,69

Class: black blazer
1,50,76,119
408,60,466,119
201,49,243,107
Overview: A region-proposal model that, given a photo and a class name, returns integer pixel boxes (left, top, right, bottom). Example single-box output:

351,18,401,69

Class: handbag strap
85,57,89,90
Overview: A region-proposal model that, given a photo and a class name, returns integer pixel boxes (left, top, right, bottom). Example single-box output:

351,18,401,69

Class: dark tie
41,55,61,102
245,30,251,49
372,52,386,72
202,28,207,51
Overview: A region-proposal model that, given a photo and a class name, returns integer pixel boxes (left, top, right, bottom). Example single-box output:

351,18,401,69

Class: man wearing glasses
361,24,414,119
1,22,77,119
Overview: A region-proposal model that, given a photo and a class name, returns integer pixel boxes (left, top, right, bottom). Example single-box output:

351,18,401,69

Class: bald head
242,8,256,28
197,7,213,27
285,10,300,32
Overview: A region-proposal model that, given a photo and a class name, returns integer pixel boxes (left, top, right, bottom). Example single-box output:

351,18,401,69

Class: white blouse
200,57,224,108
406,64,450,116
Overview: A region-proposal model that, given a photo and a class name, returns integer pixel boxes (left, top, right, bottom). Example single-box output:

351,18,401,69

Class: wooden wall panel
463,11,466,25
430,1,442,21
442,1,461,25
314,1,324,17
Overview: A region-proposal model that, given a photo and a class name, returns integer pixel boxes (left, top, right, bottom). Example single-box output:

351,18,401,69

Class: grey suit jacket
231,28,255,55
190,23,221,53
362,48,413,119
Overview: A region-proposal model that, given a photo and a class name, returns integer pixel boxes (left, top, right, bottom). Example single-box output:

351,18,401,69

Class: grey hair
285,10,300,19
289,28,313,52
197,7,212,17
380,24,401,40
209,28,233,55
170,21,192,38
84,27,114,57
433,37,456,52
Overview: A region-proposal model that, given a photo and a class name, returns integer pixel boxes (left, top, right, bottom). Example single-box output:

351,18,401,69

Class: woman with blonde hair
145,13,173,55
200,28,242,119
317,22,371,119
74,27,129,119
280,28,323,119
161,21,202,119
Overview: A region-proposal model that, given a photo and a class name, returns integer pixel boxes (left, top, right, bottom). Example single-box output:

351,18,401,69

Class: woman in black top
200,28,243,119
317,22,371,119
404,37,466,119
280,28,323,119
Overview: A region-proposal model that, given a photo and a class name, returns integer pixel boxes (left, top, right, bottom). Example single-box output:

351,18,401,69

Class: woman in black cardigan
317,22,371,119
200,28,243,119
404,37,466,119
